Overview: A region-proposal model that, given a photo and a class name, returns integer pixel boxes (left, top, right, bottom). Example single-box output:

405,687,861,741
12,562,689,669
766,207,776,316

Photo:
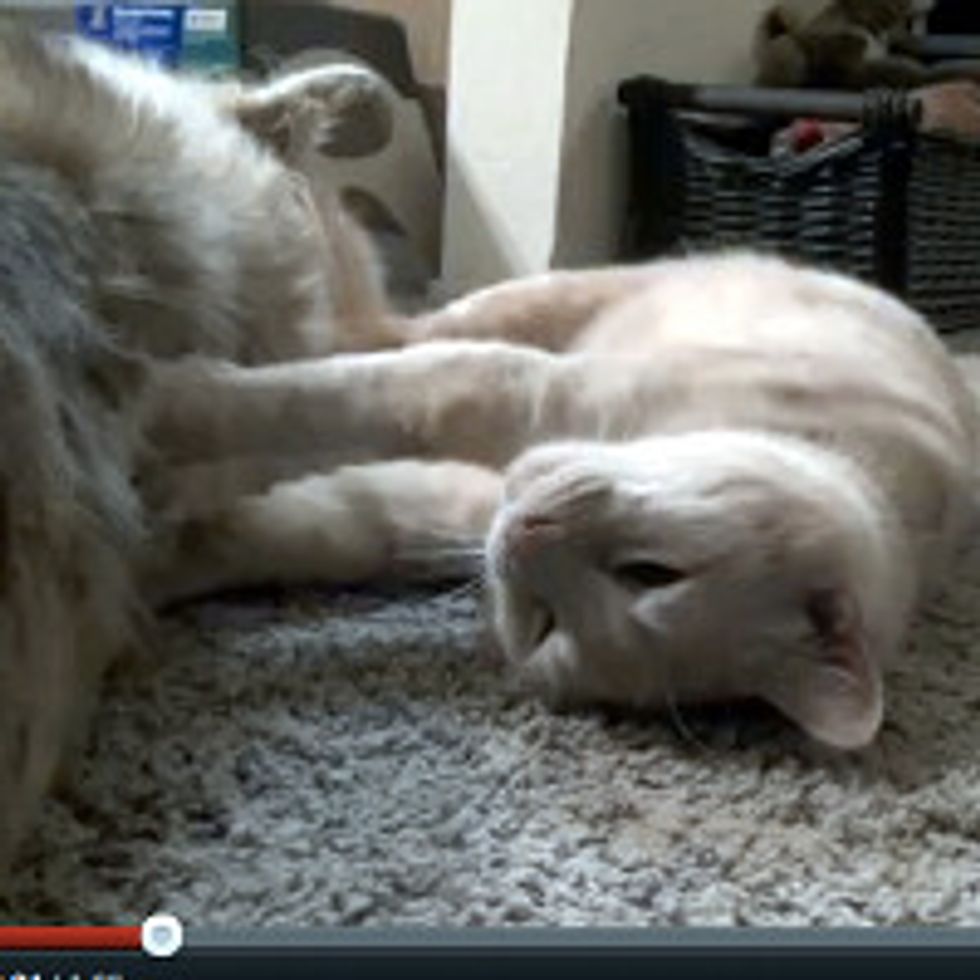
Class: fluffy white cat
142,252,980,752
0,24,389,872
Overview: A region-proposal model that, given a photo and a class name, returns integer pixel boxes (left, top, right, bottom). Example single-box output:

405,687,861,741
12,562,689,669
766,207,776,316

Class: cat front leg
398,266,659,352
144,460,500,606
140,342,580,472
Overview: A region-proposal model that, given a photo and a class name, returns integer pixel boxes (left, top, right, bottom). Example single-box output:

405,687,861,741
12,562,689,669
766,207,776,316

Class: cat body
144,252,980,753
0,30,391,363
0,25,389,872
2,16,974,880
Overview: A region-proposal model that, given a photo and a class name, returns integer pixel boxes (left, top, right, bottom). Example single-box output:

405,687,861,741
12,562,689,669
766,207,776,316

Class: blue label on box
75,5,187,68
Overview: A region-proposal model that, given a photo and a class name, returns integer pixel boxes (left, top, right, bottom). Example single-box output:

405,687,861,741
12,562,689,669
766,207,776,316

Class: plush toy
754,0,941,89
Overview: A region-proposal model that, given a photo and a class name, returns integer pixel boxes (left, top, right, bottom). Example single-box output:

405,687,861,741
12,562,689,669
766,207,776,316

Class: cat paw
238,63,394,161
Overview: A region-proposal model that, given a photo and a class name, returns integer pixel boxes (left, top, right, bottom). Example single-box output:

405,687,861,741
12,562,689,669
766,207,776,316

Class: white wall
441,0,575,295
554,0,773,267
442,0,772,294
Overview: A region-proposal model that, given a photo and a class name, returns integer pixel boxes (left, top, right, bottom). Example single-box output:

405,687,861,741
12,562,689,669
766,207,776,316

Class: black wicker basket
618,76,980,332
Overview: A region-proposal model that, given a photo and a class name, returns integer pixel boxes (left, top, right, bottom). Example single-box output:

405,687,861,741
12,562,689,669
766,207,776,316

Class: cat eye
611,560,686,591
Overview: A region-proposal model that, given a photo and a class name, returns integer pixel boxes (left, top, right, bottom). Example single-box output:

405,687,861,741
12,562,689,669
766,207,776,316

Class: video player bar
0,927,140,951
2,928,980,979
0,916,182,957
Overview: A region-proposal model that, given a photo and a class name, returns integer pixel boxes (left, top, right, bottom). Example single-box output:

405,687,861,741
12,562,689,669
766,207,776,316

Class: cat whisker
393,539,487,586
664,692,706,751
661,663,707,752
403,540,486,560
435,576,485,604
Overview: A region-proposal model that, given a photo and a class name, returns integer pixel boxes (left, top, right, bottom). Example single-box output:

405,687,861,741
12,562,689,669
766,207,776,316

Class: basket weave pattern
620,77,980,332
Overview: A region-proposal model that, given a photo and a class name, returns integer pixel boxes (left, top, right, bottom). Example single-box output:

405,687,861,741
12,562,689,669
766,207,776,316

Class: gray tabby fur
0,25,389,875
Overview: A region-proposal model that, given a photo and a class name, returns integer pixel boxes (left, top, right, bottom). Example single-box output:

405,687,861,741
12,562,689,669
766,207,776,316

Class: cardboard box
74,2,240,73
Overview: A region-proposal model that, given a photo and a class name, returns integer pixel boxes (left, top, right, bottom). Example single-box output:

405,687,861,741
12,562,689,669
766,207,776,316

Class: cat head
485,431,915,749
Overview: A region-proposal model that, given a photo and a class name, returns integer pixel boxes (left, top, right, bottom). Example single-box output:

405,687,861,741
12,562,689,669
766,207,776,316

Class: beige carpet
2,529,980,927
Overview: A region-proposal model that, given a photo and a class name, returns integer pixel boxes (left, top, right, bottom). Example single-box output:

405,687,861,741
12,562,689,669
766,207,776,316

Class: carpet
3,532,980,927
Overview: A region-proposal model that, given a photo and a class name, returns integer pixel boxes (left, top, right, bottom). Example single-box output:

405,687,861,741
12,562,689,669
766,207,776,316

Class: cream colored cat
142,252,980,752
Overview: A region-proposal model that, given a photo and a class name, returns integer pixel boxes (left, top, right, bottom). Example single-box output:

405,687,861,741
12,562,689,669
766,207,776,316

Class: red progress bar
0,927,142,950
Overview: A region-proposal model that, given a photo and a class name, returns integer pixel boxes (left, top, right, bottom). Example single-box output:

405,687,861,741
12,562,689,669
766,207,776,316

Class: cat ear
758,589,883,749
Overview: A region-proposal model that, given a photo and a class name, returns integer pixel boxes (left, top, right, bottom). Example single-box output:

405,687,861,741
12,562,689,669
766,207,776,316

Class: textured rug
3,532,980,927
